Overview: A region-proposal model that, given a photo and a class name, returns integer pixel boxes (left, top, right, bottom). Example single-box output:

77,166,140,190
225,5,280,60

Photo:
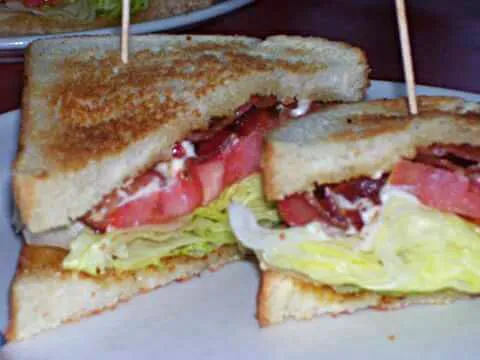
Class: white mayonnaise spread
116,176,164,207
324,187,380,235
154,140,197,181
290,99,312,117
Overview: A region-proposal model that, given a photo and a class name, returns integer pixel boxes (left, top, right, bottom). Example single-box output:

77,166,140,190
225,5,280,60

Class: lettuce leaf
93,0,147,19
228,188,480,294
63,174,279,275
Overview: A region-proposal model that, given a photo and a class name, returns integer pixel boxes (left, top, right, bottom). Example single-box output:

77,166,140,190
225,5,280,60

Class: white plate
0,0,254,50
1,80,480,359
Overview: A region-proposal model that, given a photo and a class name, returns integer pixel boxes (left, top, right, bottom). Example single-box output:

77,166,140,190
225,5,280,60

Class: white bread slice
0,0,214,36
263,96,480,200
6,244,240,342
14,34,369,233
258,271,471,327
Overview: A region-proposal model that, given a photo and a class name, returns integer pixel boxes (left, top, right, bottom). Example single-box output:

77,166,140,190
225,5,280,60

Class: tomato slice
84,170,203,231
190,157,225,204
277,194,322,226
223,132,263,186
389,160,480,220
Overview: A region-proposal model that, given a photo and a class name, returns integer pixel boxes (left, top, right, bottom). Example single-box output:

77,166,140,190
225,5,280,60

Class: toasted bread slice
13,34,369,233
0,0,214,36
263,96,480,201
6,244,241,342
257,271,471,327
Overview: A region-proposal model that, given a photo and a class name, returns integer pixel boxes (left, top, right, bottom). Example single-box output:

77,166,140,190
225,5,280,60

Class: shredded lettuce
63,174,279,275
228,188,480,294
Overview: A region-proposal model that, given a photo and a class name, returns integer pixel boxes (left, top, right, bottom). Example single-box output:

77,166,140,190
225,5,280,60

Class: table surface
0,0,478,114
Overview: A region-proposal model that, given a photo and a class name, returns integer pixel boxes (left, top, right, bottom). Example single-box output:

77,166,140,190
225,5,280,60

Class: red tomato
190,157,225,204
84,170,203,231
277,194,322,226
83,171,161,231
389,160,480,220
223,132,263,186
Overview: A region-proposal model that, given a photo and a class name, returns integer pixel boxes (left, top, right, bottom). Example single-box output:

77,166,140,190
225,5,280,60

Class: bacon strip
311,176,386,231
427,144,480,163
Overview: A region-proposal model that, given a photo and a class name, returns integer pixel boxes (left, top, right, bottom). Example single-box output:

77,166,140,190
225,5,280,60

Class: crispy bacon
312,176,386,231
326,175,388,205
278,176,386,231
417,144,479,169
427,144,480,163
310,190,363,231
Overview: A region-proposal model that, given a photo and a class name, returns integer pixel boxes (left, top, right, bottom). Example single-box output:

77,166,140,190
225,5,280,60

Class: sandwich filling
229,143,480,294
62,96,320,275
0,0,147,22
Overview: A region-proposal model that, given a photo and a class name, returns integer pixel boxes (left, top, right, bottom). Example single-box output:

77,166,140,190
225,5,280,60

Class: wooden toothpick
395,0,418,115
121,0,130,64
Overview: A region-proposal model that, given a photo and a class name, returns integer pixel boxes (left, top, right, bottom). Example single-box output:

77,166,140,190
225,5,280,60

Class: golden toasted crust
263,96,480,200
257,271,472,327
6,243,241,341
0,0,214,36
14,34,370,233
257,271,378,327
44,44,320,171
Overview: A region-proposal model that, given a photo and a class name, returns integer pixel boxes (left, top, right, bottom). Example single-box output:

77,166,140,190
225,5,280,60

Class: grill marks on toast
45,45,324,170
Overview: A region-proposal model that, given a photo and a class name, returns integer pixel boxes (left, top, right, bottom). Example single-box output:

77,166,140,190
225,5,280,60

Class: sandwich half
228,96,480,326
0,0,215,36
7,34,369,341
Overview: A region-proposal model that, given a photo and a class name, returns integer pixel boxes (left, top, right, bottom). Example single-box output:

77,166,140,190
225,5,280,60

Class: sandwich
0,0,215,36
6,34,369,341
228,96,480,326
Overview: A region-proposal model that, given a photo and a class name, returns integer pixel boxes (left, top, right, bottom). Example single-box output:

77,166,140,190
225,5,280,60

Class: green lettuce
228,188,480,294
93,0,148,19
63,174,279,276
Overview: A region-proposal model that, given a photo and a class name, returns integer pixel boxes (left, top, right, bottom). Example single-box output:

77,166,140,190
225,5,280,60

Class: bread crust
257,270,472,327
0,0,214,36
263,96,480,200
14,34,370,233
6,243,241,342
